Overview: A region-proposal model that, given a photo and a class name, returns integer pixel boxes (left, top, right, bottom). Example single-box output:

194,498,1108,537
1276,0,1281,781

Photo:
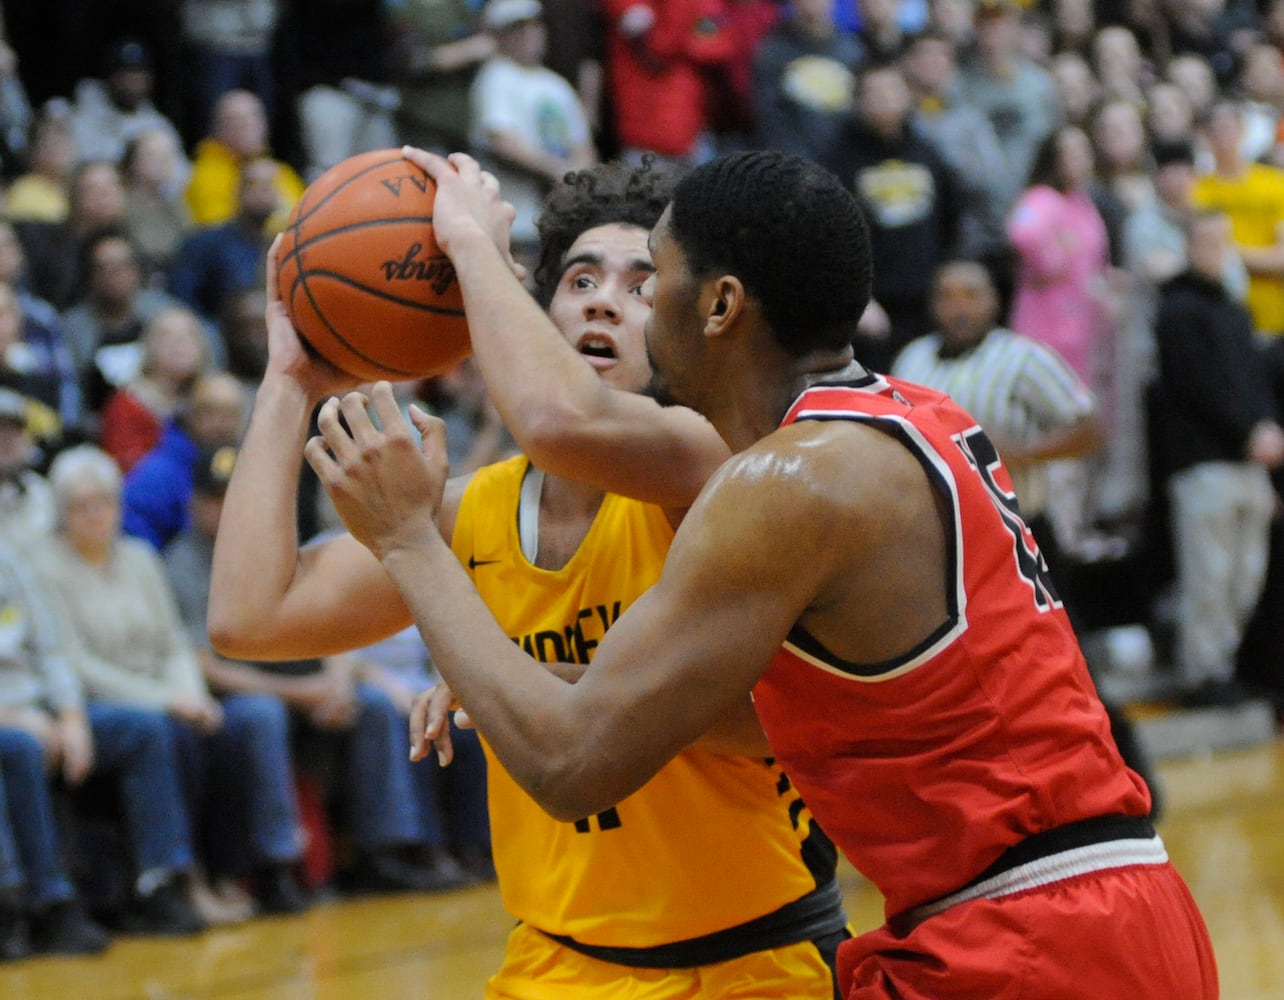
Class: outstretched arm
311,384,823,819
406,148,731,511
208,241,426,661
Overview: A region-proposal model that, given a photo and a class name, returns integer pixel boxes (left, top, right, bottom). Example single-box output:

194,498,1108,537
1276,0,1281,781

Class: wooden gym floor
3,737,1282,1000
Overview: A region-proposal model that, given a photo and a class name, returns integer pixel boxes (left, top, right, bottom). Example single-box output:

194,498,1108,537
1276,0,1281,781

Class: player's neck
713,347,860,451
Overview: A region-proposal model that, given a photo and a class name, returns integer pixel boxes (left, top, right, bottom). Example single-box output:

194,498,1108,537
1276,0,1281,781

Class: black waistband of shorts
892,813,1157,931
962,813,1156,893
537,877,848,969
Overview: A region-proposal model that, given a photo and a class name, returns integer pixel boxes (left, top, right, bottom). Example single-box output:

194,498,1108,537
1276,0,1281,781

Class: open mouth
577,334,618,365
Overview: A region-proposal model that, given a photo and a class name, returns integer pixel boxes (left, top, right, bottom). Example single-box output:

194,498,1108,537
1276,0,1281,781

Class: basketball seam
286,268,466,317
287,270,463,378
285,215,440,260
292,154,408,228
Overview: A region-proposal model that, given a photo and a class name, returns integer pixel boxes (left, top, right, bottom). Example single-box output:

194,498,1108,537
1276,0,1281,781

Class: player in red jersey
293,149,1217,998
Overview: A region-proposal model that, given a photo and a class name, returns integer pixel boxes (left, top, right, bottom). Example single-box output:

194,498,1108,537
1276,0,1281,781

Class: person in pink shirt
1006,124,1117,556
1006,123,1112,385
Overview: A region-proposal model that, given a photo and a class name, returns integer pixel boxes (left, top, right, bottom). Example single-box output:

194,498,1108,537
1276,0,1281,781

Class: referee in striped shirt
891,259,1103,576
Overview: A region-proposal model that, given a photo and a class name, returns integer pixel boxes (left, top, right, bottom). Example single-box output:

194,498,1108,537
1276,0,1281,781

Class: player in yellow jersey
209,156,850,997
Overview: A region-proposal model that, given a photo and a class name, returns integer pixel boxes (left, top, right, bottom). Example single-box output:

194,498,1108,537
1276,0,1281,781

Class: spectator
820,60,962,371
856,0,910,61
1091,97,1155,215
1144,79,1197,147
122,371,246,551
0,543,205,938
388,0,494,156
0,387,55,550
218,285,269,392
162,446,316,914
1048,50,1102,129
69,37,189,174
178,0,281,146
902,27,1010,266
121,128,193,280
15,159,128,311
1006,124,1116,555
58,227,188,421
1008,124,1113,394
1150,210,1284,708
469,0,598,268
751,0,865,162
1049,0,1095,58
1125,138,1245,301
3,109,75,224
926,0,977,52
164,444,465,896
957,0,1061,220
602,0,736,165
1237,41,1284,165
0,280,80,438
1191,97,1284,339
169,154,277,329
100,306,211,473
184,89,304,230
29,445,301,923
0,541,117,958
0,25,33,181
1089,24,1149,107
1165,52,1218,125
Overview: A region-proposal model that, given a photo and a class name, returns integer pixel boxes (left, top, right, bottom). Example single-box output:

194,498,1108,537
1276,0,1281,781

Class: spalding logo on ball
276,149,472,381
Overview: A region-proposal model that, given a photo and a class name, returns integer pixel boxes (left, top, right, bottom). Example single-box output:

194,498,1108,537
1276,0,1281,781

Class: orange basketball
276,150,471,381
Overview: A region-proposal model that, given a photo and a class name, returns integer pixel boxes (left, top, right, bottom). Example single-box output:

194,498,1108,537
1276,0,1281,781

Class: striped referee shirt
891,327,1097,518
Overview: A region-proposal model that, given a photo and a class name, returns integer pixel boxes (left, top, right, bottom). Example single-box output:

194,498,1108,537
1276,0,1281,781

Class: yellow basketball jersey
451,456,843,962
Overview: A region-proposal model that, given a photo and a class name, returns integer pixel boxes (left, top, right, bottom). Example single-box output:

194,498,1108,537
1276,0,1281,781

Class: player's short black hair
668,150,871,357
533,156,681,308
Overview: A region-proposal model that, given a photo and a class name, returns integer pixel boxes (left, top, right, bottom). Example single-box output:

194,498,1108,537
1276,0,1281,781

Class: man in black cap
69,37,189,169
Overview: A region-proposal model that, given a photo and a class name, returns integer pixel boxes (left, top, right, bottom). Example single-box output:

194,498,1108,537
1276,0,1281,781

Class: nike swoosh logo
469,556,500,569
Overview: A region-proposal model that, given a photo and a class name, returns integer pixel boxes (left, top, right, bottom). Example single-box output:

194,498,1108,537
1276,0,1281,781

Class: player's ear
702,275,744,338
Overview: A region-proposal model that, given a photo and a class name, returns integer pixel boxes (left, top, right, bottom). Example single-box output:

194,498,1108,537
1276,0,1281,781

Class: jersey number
956,427,1060,612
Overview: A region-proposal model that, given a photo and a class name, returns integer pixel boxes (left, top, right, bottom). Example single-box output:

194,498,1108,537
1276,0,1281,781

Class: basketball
276,149,471,381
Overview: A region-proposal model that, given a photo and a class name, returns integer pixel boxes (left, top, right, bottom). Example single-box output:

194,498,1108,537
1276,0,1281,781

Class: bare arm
208,241,433,660
998,413,1104,469
405,148,731,511
311,385,824,819
485,130,596,185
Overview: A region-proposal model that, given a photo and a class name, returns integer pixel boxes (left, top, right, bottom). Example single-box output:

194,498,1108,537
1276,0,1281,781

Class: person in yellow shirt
184,89,304,231
209,157,850,998
1191,97,1284,337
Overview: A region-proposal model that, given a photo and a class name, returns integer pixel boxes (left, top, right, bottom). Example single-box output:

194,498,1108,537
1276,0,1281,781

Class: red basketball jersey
751,371,1152,920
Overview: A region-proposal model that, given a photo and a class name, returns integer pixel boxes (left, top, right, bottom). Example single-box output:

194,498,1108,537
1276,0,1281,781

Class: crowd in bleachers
0,0,1282,965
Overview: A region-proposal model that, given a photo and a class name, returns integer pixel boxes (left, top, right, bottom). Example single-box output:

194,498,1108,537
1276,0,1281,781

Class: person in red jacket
603,0,736,164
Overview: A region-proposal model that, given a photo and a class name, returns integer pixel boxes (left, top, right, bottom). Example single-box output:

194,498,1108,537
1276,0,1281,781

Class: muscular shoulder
693,420,931,565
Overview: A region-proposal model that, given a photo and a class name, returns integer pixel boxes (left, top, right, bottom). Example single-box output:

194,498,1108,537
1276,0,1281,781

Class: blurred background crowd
0,0,1282,966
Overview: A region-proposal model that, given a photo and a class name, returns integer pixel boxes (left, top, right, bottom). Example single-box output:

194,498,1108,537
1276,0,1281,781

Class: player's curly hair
669,150,871,356
532,156,681,308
